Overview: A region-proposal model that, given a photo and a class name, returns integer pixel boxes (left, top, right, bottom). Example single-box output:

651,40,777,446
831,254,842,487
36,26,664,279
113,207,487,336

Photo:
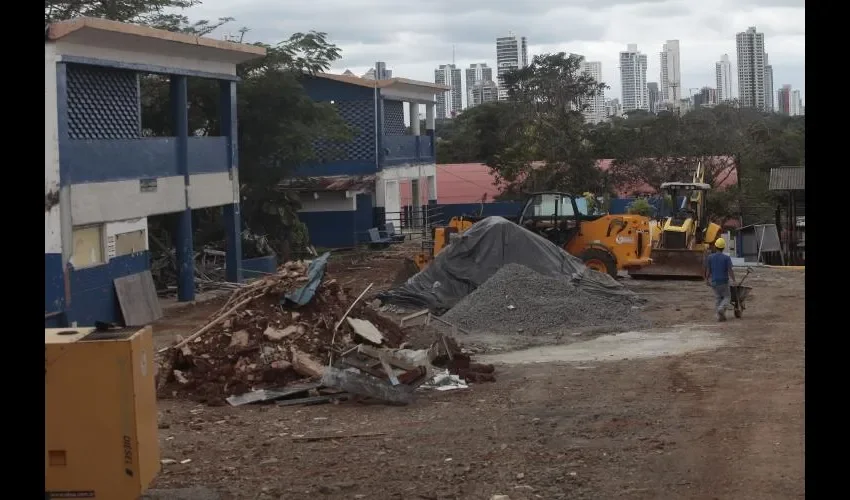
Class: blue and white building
279,73,449,247
44,18,265,327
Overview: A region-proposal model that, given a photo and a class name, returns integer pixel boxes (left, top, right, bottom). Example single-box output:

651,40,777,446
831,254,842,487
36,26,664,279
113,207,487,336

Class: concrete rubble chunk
264,325,299,341
346,317,385,344
228,330,250,348
290,347,325,378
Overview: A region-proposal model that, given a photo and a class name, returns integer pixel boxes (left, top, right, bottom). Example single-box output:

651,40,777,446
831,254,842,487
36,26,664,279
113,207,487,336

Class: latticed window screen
383,100,407,135
314,100,375,161
66,64,140,140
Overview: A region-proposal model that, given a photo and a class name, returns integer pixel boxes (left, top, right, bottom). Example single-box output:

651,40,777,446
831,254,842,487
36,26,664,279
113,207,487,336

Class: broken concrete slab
346,317,385,344
228,330,250,348
290,347,326,378
264,324,299,341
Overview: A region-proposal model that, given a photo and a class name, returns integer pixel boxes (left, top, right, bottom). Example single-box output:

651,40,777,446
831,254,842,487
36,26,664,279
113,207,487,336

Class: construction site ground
148,255,805,500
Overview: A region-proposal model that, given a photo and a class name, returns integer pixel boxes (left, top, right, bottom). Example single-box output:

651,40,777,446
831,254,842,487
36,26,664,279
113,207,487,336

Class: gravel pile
442,264,649,335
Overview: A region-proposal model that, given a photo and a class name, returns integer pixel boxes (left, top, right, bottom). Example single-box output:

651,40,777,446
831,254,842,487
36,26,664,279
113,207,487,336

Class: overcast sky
192,0,804,107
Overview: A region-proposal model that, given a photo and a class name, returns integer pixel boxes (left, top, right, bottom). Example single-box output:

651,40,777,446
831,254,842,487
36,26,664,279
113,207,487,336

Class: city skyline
191,0,804,106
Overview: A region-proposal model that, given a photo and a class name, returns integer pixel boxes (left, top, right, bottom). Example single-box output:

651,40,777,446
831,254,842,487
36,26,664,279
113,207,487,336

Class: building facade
790,89,804,116
619,44,649,112
465,63,493,108
44,18,265,326
764,53,775,112
777,84,792,115
580,61,606,124
435,64,462,118
647,82,660,113
284,73,448,247
736,27,767,110
660,40,681,106
496,34,528,100
716,54,734,102
468,80,498,108
694,87,718,108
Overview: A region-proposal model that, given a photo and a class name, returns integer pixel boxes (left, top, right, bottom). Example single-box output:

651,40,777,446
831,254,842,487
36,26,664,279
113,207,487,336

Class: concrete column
171,75,195,302
426,103,435,131
220,80,244,284
408,102,420,135
427,175,437,202
411,179,421,229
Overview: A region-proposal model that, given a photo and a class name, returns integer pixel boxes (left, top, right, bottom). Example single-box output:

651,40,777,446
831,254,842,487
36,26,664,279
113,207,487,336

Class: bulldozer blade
629,249,707,280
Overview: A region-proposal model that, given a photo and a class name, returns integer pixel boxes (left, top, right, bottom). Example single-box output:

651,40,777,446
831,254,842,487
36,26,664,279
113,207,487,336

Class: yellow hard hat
714,237,726,249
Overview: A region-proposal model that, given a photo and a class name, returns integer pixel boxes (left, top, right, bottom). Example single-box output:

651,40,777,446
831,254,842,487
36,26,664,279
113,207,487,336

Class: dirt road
150,267,804,499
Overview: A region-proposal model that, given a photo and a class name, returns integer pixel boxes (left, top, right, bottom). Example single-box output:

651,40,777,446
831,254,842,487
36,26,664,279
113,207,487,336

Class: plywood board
114,271,163,326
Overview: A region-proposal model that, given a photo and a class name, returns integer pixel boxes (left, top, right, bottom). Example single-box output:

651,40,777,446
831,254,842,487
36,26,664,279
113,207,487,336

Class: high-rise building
660,40,681,106
435,64,462,118
777,84,792,115
694,87,718,108
580,61,606,124
604,98,623,119
647,82,660,113
790,89,804,116
468,81,499,107
496,33,528,100
764,53,774,112
619,44,649,112
716,54,734,102
736,27,767,110
374,61,392,80
465,63,494,108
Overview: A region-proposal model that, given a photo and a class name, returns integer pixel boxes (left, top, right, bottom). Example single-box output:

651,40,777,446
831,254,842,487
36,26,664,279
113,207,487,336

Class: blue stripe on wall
64,137,230,183
67,251,150,327
298,193,375,248
293,160,377,177
430,202,524,224
45,253,65,315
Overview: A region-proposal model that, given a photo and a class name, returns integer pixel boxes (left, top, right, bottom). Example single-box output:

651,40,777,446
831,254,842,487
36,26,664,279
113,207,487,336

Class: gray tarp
378,217,639,313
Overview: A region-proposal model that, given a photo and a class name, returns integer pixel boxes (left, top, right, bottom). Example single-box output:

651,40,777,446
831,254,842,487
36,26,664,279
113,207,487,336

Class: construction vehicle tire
580,248,618,278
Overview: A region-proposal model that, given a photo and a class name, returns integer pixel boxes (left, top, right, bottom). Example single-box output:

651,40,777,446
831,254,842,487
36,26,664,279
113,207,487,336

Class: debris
225,383,320,406
264,325,299,341
160,459,178,465
276,394,352,407
284,252,330,306
291,348,326,378
229,330,250,348
346,317,385,344
420,370,468,391
321,366,415,405
179,459,192,464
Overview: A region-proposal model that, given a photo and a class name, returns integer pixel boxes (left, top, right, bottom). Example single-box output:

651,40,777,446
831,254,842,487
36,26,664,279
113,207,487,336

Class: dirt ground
149,259,805,500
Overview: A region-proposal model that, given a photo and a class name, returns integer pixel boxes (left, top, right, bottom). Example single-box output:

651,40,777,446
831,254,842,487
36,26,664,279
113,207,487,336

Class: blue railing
383,135,435,166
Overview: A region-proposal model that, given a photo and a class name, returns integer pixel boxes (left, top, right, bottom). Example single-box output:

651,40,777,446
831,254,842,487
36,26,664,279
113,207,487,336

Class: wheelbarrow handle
738,268,753,287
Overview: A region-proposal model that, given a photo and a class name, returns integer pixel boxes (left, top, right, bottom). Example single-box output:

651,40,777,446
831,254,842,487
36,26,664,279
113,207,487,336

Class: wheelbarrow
730,268,753,319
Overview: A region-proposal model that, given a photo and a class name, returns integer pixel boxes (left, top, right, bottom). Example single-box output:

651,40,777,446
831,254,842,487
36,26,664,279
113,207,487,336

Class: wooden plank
321,366,414,405
114,270,163,326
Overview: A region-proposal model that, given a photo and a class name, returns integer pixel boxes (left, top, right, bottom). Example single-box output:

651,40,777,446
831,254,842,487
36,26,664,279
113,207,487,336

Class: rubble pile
157,259,493,407
442,263,650,335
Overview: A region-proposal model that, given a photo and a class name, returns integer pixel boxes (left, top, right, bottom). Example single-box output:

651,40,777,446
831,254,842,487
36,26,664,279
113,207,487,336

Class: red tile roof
399,159,739,204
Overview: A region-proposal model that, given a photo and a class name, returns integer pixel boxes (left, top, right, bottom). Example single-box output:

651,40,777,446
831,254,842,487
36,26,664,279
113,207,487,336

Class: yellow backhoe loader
628,162,722,279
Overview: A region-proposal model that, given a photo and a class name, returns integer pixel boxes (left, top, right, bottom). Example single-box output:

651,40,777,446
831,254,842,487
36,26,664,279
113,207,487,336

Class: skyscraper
660,40,681,106
465,63,494,108
619,44,649,112
790,90,804,116
496,33,528,100
777,84,792,115
374,61,392,80
647,82,660,113
580,61,606,124
435,64,462,118
716,54,734,102
736,27,767,110
764,53,774,112
468,81,499,107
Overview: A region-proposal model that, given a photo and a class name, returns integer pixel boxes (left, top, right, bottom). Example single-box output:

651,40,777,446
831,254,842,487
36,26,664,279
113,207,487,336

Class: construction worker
704,237,736,321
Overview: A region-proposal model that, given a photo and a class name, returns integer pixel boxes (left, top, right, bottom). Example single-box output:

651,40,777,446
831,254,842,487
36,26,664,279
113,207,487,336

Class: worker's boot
717,309,727,322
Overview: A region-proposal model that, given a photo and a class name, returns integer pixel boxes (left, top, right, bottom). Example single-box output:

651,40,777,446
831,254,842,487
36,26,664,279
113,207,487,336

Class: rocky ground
148,260,805,500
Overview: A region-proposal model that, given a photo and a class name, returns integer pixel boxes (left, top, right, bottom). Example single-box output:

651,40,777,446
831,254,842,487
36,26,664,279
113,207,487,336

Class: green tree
487,52,608,195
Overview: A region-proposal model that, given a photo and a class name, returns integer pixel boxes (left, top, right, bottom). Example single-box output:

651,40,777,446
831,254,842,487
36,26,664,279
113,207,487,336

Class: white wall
297,191,356,212
45,44,62,255
71,176,186,225
188,172,237,209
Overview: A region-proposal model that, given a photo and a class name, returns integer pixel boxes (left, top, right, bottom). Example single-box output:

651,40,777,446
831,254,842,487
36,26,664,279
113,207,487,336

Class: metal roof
769,167,805,191
312,72,451,91
277,175,376,192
